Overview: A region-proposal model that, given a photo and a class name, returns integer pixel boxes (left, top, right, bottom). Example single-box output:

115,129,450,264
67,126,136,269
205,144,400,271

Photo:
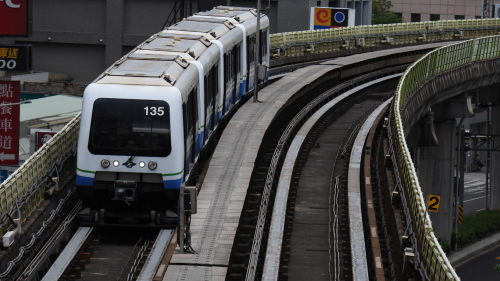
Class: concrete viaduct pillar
408,96,473,243
490,107,500,209
416,119,456,242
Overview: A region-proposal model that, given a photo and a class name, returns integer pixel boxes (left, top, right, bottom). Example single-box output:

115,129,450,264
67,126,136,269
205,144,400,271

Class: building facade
390,0,500,22
0,0,281,83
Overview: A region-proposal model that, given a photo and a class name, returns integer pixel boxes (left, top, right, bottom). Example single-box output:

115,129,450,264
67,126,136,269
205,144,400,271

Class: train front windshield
88,98,171,157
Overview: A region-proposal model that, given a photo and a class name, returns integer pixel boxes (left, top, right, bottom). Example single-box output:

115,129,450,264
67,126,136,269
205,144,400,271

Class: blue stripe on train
239,80,247,100
77,174,94,186
225,88,235,113
205,117,213,141
197,132,203,153
163,177,183,189
77,171,182,190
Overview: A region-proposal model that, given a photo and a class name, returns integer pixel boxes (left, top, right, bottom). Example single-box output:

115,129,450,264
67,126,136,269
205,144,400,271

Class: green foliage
496,264,500,274
438,239,451,255
372,0,403,24
457,209,500,248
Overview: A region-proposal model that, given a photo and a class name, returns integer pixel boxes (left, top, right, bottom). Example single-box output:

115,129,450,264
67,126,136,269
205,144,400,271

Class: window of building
411,13,421,22
430,14,440,21
317,1,321,6
329,1,339,7
476,16,482,19
395,13,403,19
455,15,465,20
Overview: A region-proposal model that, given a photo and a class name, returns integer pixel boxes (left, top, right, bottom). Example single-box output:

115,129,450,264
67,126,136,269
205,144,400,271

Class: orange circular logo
316,9,330,23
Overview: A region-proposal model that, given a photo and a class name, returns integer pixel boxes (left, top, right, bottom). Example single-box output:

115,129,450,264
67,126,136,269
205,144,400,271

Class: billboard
310,7,355,30
0,45,32,72
0,0,31,37
0,81,19,166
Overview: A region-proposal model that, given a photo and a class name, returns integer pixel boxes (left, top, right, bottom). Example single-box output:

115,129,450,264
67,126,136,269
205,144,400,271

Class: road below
463,171,488,216
455,244,500,280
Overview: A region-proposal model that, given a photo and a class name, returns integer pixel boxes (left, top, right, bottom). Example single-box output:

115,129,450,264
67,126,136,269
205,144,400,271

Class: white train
75,6,269,219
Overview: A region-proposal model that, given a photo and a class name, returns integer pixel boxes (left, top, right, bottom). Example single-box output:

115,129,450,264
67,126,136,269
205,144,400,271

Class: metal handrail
270,18,500,58
0,112,81,237
388,35,500,281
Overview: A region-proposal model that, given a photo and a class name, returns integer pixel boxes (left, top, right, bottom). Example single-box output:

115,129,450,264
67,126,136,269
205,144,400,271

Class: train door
224,48,234,114
247,34,255,92
233,44,241,102
184,88,198,178
204,65,217,142
239,37,247,98
260,28,268,81
213,62,221,129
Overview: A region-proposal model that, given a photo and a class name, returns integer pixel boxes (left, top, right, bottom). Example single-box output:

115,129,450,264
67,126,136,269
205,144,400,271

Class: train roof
93,6,267,96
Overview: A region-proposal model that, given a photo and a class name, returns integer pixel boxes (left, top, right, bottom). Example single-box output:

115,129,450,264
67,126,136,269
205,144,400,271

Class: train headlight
101,158,110,168
148,160,157,170
113,160,120,167
139,161,145,168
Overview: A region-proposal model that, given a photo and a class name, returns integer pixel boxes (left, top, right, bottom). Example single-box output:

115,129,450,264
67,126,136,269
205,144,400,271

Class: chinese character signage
0,45,31,72
0,81,19,166
36,131,56,150
0,0,31,37
310,7,355,30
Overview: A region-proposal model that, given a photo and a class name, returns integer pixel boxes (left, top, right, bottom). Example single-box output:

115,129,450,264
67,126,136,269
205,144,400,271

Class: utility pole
454,118,465,251
483,0,492,18
253,0,261,103
486,106,490,210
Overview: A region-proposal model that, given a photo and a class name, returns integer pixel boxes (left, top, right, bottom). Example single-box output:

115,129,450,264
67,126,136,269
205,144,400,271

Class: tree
372,0,403,24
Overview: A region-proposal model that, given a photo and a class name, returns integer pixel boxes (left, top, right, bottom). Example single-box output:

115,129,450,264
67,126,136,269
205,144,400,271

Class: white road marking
464,196,485,203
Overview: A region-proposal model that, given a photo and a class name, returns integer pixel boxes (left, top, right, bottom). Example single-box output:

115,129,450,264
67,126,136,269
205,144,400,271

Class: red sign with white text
0,81,19,165
0,0,29,36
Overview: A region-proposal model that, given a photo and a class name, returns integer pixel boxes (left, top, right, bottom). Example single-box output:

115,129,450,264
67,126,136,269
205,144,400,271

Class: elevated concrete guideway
164,44,451,280
5,16,500,281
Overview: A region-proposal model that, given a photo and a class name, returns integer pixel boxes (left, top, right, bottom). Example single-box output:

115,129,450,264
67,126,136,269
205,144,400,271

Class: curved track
261,75,399,281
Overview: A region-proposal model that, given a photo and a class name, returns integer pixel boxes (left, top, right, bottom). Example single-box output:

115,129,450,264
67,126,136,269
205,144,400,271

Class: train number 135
144,106,165,116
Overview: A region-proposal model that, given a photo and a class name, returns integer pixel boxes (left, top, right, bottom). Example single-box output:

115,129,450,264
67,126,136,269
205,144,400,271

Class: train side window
235,44,240,75
229,49,233,80
247,35,253,67
261,29,267,63
183,103,188,174
204,75,210,130
185,88,196,169
223,53,229,110
204,65,216,132
214,63,219,99
233,45,240,98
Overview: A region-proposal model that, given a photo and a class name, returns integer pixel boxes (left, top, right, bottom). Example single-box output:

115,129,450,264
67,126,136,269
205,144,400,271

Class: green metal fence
270,18,500,58
0,113,80,236
390,35,500,281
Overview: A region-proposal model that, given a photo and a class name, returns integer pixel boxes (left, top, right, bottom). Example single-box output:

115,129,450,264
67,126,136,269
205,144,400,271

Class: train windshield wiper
123,132,154,167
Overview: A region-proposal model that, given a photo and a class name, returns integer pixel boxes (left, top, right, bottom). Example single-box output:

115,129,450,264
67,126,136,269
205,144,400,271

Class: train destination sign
0,81,20,166
0,45,32,72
